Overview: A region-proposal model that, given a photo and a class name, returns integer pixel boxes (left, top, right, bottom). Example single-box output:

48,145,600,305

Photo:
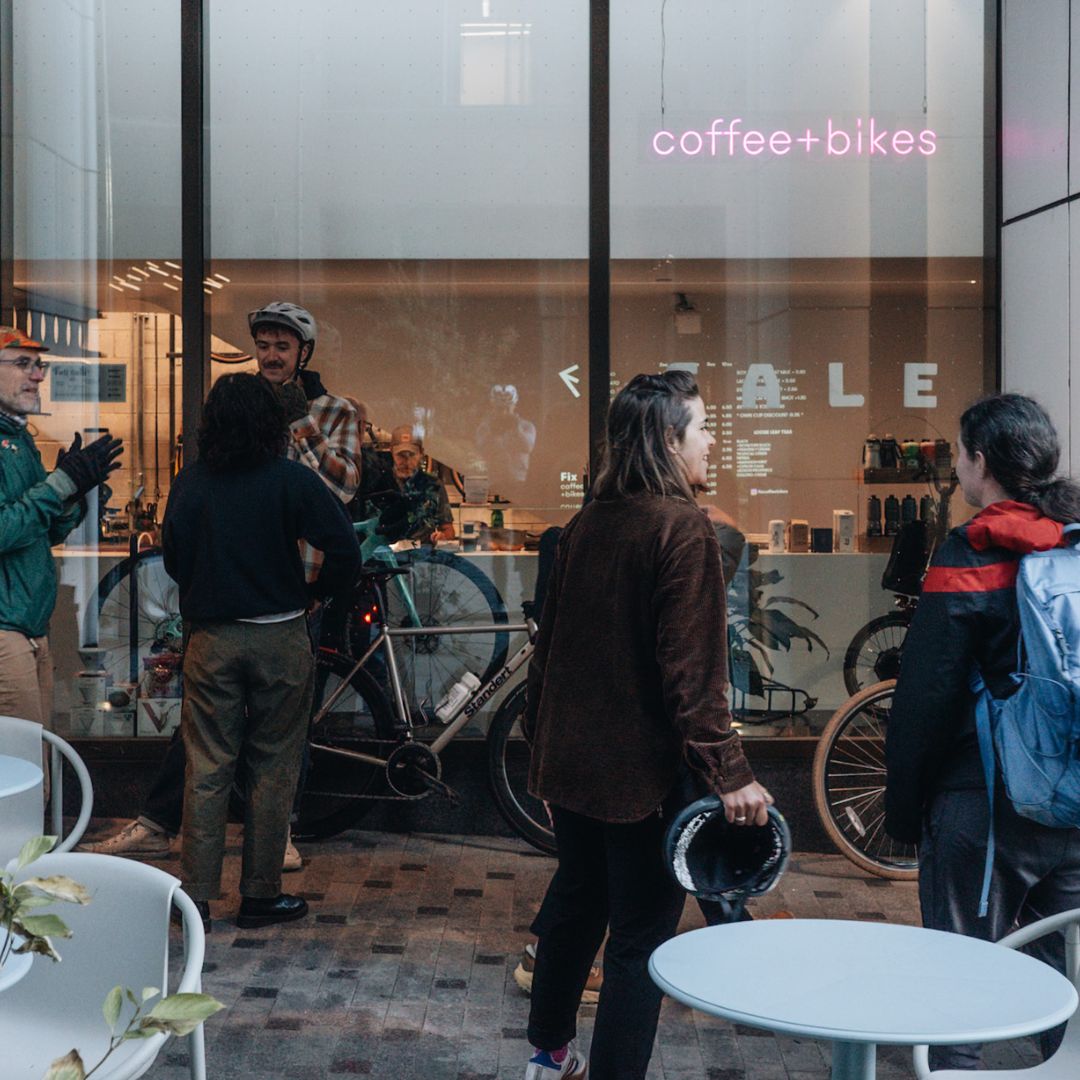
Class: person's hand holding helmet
56,432,124,496
721,780,773,827
275,380,309,424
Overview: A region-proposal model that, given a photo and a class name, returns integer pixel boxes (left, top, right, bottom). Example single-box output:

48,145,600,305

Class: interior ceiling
16,256,987,333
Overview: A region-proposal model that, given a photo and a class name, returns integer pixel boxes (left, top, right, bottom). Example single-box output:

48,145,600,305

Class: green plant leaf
17,913,72,938
15,835,56,870
18,875,91,904
141,986,160,1002
103,985,124,1029
142,992,224,1035
763,595,821,619
8,893,55,910
43,1049,85,1080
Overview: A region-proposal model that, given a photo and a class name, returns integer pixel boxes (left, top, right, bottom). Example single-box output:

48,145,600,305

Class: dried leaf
142,992,224,1035
17,875,91,905
43,1049,85,1080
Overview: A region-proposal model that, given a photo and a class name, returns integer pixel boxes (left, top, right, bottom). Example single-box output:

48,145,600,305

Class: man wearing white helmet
82,302,361,876
248,302,362,581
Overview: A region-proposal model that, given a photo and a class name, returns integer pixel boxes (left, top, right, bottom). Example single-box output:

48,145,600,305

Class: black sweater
162,457,360,621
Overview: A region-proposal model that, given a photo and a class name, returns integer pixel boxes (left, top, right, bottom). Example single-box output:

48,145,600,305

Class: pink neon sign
651,118,937,159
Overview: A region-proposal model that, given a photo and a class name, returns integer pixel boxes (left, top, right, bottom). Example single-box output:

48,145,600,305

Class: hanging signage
50,363,127,403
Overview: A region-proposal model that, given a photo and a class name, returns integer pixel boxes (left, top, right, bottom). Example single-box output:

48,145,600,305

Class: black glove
56,433,124,497
275,380,310,424
55,431,82,470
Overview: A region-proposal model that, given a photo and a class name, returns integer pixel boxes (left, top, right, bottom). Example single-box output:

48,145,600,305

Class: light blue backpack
973,524,1080,916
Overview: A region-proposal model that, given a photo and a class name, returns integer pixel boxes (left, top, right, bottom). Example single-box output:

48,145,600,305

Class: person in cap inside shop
0,327,122,754
386,424,456,544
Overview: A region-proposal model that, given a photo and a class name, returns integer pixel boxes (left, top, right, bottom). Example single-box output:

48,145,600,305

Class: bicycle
812,678,918,879
298,556,551,853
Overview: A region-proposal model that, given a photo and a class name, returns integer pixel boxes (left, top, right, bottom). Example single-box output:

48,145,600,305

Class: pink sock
550,1046,568,1064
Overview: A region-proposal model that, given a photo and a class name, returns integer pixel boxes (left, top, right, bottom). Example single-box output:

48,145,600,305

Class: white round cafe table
650,920,1078,1080
0,938,32,994
0,754,41,799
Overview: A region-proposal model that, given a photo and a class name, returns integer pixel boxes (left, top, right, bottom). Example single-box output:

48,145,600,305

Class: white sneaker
524,1041,587,1079
283,829,302,873
77,820,170,856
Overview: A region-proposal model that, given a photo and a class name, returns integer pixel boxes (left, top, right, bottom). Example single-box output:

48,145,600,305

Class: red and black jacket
884,501,1063,844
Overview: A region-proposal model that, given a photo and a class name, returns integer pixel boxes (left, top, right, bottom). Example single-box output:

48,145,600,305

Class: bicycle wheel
486,682,555,855
293,652,396,840
385,549,509,718
86,549,182,688
842,612,910,697
812,679,918,880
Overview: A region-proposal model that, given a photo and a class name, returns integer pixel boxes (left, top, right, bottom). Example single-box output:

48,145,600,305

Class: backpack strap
971,669,996,918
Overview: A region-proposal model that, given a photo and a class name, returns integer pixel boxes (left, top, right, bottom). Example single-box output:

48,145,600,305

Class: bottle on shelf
901,494,918,524
901,438,921,470
490,507,504,529
863,436,881,470
867,495,883,537
884,495,901,536
880,435,899,469
434,671,482,723
919,494,936,527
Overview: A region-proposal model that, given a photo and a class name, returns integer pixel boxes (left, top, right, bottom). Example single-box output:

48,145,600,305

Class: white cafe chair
0,715,93,861
914,908,1080,1078
0,851,209,1080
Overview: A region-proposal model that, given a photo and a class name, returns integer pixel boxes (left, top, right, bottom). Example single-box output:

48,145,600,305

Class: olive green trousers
180,616,313,900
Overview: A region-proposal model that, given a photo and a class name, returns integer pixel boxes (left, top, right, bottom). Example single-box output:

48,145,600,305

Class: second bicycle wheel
812,679,917,879
384,548,509,719
293,652,396,840
486,682,555,855
86,549,182,688
842,611,910,697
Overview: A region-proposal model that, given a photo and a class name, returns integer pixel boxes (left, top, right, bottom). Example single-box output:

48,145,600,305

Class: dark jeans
180,618,313,899
140,611,319,835
527,804,686,1080
920,788,1080,1069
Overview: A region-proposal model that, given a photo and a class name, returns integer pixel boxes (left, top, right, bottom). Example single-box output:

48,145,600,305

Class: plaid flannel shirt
287,391,362,582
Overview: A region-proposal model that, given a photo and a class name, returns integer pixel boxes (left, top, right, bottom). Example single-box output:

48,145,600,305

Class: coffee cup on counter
768,519,786,553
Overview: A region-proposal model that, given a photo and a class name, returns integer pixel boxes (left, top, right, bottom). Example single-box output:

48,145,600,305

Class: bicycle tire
486,682,556,855
385,549,509,717
812,679,918,880
292,652,396,840
86,548,182,689
842,612,911,697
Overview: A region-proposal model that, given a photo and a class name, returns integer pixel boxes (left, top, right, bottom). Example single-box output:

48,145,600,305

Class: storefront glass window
611,1,993,734
208,0,588,721
10,0,183,738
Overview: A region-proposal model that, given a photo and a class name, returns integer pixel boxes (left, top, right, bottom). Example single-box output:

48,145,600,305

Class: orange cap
0,327,48,353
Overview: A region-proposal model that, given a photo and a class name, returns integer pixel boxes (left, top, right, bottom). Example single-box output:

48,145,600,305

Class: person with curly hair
163,373,359,929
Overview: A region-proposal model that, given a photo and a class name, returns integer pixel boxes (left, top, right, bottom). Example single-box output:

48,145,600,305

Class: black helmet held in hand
664,796,791,909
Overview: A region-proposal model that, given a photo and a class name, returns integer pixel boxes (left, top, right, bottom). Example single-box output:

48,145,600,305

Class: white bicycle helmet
248,302,318,366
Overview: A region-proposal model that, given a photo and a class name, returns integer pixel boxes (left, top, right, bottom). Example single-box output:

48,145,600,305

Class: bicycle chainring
386,742,442,798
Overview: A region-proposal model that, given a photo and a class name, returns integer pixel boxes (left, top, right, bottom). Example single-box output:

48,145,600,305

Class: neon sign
651,118,937,160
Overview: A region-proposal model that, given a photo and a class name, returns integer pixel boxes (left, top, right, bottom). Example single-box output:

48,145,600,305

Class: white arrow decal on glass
559,364,581,398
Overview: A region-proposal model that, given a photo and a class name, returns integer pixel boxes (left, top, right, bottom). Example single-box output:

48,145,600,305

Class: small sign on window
50,363,127,403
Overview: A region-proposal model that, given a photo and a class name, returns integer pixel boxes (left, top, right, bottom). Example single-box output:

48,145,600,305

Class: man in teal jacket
0,327,122,733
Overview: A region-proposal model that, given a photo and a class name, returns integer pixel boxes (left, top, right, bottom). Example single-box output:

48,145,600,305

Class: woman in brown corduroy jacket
521,371,772,1080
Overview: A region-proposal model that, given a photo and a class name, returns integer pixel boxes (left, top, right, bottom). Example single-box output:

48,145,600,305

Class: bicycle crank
386,743,459,803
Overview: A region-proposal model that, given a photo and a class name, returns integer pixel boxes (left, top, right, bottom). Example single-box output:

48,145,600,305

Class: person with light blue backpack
885,393,1080,1071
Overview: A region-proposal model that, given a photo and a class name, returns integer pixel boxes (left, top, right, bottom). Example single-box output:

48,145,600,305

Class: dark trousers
180,618,313,900
140,612,319,835
527,804,686,1080
920,788,1080,1069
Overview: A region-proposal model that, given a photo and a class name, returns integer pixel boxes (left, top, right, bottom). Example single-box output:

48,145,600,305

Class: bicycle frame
312,517,534,772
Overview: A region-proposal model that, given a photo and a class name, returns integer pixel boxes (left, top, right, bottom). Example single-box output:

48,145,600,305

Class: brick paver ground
75,821,1044,1080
